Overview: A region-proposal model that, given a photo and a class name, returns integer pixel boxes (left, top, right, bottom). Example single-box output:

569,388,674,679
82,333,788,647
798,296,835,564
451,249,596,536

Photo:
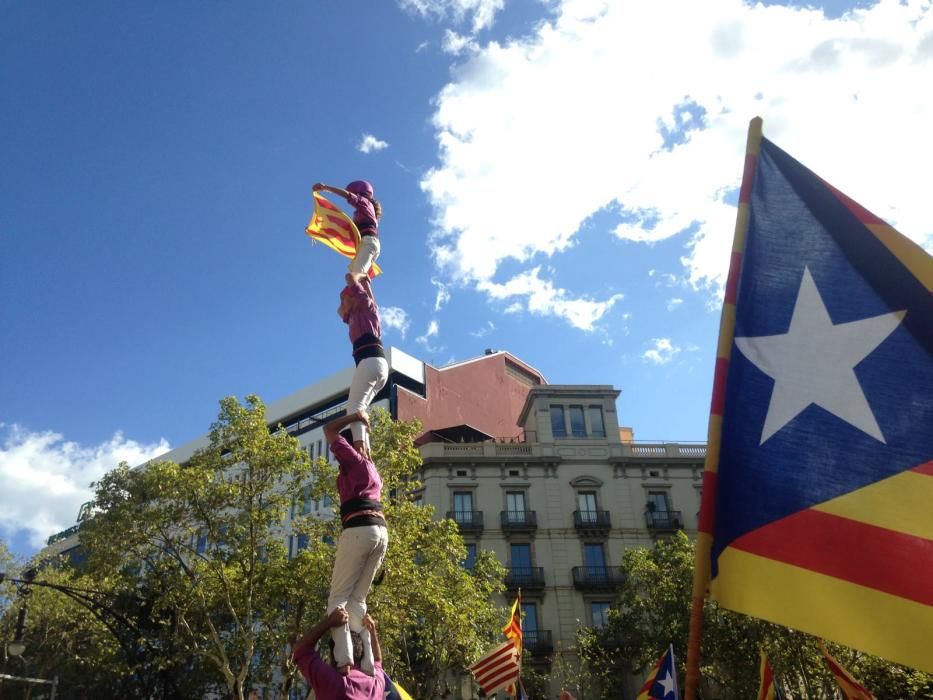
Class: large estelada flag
468,641,520,696
700,128,933,673
305,192,382,277
636,645,679,700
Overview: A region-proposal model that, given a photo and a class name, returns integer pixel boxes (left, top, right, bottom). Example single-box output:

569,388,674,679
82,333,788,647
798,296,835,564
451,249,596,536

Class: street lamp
7,604,27,657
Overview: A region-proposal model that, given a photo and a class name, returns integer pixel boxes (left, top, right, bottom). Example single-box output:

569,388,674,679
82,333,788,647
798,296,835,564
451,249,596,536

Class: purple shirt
293,644,385,700
331,435,383,504
340,279,381,344
345,192,378,235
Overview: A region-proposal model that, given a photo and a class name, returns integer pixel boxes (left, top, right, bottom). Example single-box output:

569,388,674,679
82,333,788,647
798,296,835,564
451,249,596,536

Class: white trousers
327,524,389,671
349,235,381,277
346,356,388,451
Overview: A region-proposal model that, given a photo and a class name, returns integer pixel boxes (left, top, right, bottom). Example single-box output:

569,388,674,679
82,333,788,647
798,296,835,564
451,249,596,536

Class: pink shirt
331,435,383,504
345,192,378,235
293,644,385,700
340,280,381,344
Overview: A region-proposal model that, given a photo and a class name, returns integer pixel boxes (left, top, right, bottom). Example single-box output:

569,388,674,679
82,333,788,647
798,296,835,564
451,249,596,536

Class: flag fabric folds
701,135,933,672
503,594,522,651
819,643,878,700
305,192,382,277
383,672,415,700
636,645,679,700
468,641,520,696
756,650,781,700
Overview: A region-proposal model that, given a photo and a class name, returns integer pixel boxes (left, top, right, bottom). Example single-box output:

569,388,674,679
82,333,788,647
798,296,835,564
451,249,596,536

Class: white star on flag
658,670,676,697
735,267,905,445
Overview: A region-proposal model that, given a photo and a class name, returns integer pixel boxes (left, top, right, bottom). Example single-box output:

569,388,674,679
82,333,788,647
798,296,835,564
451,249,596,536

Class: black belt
352,334,384,365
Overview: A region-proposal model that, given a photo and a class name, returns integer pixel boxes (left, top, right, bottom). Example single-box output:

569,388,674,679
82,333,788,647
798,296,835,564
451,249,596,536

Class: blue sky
2,0,931,557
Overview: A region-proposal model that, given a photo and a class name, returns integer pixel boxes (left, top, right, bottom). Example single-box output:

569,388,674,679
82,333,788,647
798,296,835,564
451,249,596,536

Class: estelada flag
636,645,678,700
468,641,520,697
700,132,933,672
756,650,781,700
383,672,415,700
819,643,878,700
305,192,382,277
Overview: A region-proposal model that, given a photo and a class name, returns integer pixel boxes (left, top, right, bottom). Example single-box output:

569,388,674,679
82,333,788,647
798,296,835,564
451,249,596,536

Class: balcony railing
420,441,706,461
501,510,537,531
505,566,545,590
573,510,611,531
572,566,625,590
524,629,553,655
644,510,683,531
446,510,484,532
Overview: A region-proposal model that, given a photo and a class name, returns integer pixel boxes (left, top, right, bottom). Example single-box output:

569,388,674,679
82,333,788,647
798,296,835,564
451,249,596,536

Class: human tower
290,180,392,700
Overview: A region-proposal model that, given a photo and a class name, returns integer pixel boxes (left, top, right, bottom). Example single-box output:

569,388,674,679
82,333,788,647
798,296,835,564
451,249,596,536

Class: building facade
41,348,706,698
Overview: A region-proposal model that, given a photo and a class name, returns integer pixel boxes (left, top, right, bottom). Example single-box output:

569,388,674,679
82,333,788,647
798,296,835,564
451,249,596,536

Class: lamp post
7,606,27,657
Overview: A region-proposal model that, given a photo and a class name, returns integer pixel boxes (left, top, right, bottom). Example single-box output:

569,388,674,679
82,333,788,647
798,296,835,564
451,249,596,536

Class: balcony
524,629,553,655
644,510,683,531
446,510,484,533
573,510,611,532
501,510,537,533
572,566,625,590
505,566,545,590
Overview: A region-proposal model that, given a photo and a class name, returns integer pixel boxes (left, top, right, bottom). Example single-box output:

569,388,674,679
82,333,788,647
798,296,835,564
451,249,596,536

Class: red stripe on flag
758,662,773,700
724,251,743,304
698,471,717,535
913,461,933,476
469,643,514,673
821,179,885,225
479,667,519,692
710,357,730,416
738,152,758,204
732,508,933,606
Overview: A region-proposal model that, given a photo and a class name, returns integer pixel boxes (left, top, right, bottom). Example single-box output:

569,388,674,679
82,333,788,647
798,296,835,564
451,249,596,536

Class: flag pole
684,116,763,700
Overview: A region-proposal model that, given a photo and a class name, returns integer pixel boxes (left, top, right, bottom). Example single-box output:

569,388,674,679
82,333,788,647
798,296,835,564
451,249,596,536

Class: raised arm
293,607,348,659
313,182,350,201
323,409,370,445
363,614,382,663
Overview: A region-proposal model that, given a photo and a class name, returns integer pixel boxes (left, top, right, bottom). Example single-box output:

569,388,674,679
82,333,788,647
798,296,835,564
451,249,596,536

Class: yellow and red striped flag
305,192,382,277
819,643,877,700
757,650,780,700
468,641,520,696
503,594,522,651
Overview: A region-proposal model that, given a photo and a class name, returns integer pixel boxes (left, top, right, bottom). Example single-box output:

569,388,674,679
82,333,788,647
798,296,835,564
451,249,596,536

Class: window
454,491,474,519
317,440,323,462
462,543,477,570
550,405,567,438
510,543,532,573
647,491,670,514
521,602,538,632
413,494,424,508
321,493,332,509
301,485,314,515
296,534,309,552
591,601,611,628
506,491,526,522
578,491,598,524
569,405,586,437
456,469,468,477
584,543,606,575
589,406,606,437
195,532,207,555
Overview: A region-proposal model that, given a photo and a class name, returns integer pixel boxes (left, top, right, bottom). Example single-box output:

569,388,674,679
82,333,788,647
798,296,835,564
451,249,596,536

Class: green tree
576,532,933,700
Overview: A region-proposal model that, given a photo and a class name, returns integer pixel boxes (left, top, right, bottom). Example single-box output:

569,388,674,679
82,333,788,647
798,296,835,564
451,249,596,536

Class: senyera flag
757,650,783,700
468,641,520,696
686,118,933,699
305,192,382,277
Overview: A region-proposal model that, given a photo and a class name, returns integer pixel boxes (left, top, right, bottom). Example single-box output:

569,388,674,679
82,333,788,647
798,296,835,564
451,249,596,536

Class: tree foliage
576,531,933,700
4,396,505,700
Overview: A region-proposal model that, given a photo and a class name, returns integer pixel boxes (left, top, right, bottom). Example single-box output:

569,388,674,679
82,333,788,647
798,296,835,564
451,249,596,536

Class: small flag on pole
305,192,382,277
757,650,782,700
636,645,679,700
503,593,522,651
384,672,415,700
819,643,878,700
468,641,520,697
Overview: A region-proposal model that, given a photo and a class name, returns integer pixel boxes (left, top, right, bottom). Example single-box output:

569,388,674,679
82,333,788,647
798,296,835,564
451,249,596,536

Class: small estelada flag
468,641,520,697
305,192,382,277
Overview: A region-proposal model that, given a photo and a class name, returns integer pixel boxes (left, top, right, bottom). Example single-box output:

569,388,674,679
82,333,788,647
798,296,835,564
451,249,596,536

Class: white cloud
642,338,681,365
504,302,523,314
358,133,389,154
442,30,479,55
398,0,505,32
470,320,495,337
478,266,623,331
0,425,170,549
667,297,684,311
381,306,411,338
432,278,451,311
416,319,446,353
421,0,933,308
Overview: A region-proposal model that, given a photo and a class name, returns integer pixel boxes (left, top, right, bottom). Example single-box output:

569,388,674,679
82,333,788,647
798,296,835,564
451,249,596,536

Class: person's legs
346,357,389,445
348,236,381,278
344,526,388,676
327,528,377,670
